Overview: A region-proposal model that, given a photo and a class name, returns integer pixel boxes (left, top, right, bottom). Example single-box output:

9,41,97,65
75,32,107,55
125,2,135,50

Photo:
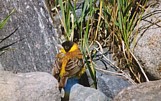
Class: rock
132,0,161,79
0,0,57,73
0,71,61,101
97,73,132,99
69,84,110,101
114,80,161,101
0,63,4,71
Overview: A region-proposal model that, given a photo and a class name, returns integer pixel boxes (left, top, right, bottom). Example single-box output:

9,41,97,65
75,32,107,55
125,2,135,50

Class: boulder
0,0,57,73
132,0,161,79
97,74,132,99
69,84,110,101
114,80,161,101
0,71,61,101
0,63,4,71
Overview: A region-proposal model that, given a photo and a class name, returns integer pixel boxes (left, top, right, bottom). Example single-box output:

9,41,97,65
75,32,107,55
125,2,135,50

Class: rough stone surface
132,0,161,79
0,0,58,73
114,80,161,101
0,63,4,71
69,84,110,101
97,73,132,99
0,71,61,101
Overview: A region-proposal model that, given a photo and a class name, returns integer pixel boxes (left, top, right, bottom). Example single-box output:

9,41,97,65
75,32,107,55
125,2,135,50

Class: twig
95,41,103,53
129,50,149,82
93,63,136,84
93,47,136,84
94,0,103,40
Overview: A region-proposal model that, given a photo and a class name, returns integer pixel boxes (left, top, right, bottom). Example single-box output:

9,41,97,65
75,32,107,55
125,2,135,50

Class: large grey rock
132,0,161,79
0,71,61,101
0,0,58,73
0,63,4,71
114,80,161,101
69,84,110,101
97,74,132,99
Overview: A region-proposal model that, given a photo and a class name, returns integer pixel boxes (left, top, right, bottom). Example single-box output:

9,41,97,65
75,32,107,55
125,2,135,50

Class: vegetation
51,0,149,88
0,9,18,56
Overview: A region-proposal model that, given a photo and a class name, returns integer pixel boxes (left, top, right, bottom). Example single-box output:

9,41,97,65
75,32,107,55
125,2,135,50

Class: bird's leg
59,76,68,88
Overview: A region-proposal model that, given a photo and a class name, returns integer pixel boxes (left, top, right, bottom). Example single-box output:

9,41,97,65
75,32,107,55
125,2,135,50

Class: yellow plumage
53,41,86,88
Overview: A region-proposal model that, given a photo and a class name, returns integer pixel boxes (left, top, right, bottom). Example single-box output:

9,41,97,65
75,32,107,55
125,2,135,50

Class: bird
52,41,90,101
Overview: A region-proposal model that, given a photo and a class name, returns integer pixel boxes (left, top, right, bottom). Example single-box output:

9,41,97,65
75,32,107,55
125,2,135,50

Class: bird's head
60,41,79,53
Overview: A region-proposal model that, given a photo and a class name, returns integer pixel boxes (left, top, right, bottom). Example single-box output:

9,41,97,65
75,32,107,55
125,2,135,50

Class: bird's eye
65,46,69,50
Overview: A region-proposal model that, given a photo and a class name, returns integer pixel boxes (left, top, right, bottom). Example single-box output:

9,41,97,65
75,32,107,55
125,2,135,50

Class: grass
0,9,19,56
0,9,15,29
51,0,149,87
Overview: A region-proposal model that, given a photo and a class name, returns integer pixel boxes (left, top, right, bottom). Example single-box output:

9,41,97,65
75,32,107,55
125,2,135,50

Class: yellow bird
52,41,86,88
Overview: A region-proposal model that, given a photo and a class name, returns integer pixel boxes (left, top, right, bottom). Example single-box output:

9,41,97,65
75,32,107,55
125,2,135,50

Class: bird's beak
57,44,63,49
57,44,66,53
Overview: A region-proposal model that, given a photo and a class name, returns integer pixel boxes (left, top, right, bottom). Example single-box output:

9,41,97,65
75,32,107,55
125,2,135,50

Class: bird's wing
64,58,84,77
